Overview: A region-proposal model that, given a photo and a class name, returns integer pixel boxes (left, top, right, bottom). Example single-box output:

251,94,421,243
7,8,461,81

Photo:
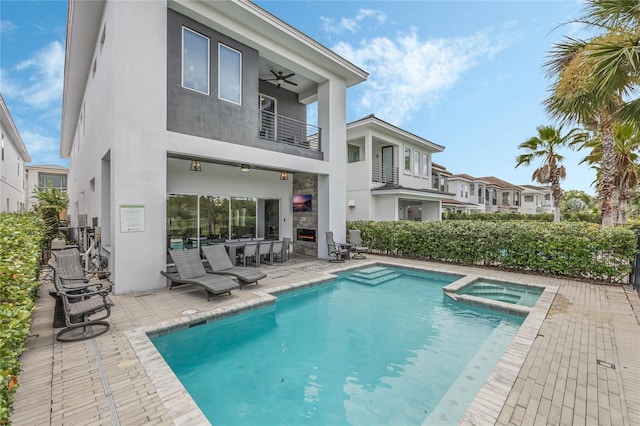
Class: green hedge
443,211,601,223
0,213,44,424
347,220,637,283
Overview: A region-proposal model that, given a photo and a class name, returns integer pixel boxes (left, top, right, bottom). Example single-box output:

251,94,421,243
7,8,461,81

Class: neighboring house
445,173,488,213
519,185,553,214
0,94,30,213
61,0,367,293
476,176,523,213
346,114,452,221
25,165,69,216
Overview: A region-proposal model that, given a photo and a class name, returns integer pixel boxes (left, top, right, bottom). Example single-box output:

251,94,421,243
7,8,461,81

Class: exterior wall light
240,164,251,172
190,160,201,171
280,171,288,180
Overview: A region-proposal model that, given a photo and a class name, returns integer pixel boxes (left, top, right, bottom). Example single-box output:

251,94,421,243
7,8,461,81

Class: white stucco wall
0,124,27,212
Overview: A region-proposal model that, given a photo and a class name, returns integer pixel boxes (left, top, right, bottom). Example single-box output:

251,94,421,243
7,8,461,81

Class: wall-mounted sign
120,204,145,232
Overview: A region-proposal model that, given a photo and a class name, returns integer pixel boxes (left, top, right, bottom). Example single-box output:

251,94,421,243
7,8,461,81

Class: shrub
0,213,44,424
348,220,636,283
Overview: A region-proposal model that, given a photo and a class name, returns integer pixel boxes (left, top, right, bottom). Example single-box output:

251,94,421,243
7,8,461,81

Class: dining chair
241,243,259,266
258,240,273,265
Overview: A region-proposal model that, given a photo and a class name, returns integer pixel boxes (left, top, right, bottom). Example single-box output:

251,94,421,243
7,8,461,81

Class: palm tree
577,122,640,224
544,0,639,227
515,125,586,222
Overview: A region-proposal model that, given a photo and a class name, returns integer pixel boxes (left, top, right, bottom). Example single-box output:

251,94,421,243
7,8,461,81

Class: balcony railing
372,162,398,184
258,110,321,152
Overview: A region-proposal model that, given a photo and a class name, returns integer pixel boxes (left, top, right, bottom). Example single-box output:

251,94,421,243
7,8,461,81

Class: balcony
372,162,398,184
258,110,321,152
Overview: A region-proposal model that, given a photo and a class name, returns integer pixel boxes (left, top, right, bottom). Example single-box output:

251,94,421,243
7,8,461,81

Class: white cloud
321,9,387,35
8,40,64,110
20,129,63,165
334,28,510,125
0,20,18,34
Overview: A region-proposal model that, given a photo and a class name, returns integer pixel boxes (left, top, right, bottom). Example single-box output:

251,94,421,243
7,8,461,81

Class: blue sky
0,0,596,194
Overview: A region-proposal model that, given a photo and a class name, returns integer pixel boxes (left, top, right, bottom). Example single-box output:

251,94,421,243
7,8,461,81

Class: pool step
346,267,401,286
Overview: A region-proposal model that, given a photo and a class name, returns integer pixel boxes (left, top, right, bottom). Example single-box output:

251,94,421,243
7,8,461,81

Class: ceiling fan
263,70,298,89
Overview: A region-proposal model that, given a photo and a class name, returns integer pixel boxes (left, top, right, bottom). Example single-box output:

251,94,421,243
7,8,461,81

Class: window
524,195,533,202
404,146,411,174
414,151,420,175
348,145,360,163
502,192,510,205
38,173,67,190
422,153,428,177
100,25,106,48
1,133,4,161
90,178,95,192
182,27,209,94
218,43,241,104
470,184,475,196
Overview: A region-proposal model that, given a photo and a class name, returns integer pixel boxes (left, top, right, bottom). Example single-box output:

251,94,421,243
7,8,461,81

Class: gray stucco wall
166,9,315,159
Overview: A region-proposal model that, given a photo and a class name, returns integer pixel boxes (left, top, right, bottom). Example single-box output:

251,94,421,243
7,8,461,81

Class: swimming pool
151,266,526,425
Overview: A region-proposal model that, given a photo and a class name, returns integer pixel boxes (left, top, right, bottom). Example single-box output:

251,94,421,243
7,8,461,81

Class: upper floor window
422,153,428,177
502,192,510,205
470,184,475,196
182,27,210,94
404,146,411,174
219,43,242,104
524,195,533,202
38,173,67,191
413,150,420,175
348,145,360,163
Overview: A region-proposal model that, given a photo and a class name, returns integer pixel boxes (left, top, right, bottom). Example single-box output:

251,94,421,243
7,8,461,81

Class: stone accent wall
292,173,318,257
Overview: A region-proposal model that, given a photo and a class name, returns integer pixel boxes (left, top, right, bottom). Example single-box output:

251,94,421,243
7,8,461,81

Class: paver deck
11,255,640,425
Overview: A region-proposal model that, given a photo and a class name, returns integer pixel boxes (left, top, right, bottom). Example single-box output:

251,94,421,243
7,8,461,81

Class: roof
25,164,69,172
347,114,445,153
0,93,31,162
476,176,522,190
371,183,454,197
520,184,551,191
441,198,479,206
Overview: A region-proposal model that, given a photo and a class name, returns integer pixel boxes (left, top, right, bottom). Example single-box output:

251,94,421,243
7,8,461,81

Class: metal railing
258,110,321,152
372,162,398,184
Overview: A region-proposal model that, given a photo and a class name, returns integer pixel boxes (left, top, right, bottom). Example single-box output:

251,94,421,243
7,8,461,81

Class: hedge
0,213,44,424
347,220,637,283
443,211,601,223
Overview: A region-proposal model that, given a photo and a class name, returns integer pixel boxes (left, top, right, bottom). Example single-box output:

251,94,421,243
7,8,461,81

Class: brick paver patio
11,255,640,425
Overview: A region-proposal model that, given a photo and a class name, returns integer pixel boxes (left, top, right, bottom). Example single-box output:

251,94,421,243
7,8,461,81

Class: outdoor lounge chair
201,244,267,287
348,229,370,259
52,271,114,342
326,231,349,262
51,248,90,285
162,249,239,300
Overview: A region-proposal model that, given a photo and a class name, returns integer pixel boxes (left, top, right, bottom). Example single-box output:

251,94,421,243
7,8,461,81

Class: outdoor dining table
223,241,247,266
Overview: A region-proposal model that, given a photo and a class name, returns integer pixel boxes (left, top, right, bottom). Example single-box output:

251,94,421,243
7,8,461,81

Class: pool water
459,280,543,307
152,266,524,425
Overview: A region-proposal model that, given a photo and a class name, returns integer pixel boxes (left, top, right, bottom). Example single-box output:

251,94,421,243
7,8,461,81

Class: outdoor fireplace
296,228,317,242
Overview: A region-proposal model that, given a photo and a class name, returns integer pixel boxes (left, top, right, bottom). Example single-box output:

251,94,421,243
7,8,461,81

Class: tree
32,182,69,247
515,125,586,222
544,0,639,227
577,122,640,224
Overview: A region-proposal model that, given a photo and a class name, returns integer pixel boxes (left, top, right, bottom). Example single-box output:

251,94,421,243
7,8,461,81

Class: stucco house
346,114,451,222
0,94,30,213
519,184,553,214
444,173,488,213
476,176,523,213
61,0,367,293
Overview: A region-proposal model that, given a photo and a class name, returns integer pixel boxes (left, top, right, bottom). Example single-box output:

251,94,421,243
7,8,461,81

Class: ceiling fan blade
281,73,295,79
270,70,279,79
284,80,298,86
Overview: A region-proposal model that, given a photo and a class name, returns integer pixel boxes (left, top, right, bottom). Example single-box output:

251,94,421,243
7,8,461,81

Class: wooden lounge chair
52,271,114,342
348,229,370,259
162,249,239,300
326,231,349,262
201,244,267,287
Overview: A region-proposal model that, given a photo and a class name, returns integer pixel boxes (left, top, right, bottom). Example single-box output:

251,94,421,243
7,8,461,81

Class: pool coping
125,260,558,425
